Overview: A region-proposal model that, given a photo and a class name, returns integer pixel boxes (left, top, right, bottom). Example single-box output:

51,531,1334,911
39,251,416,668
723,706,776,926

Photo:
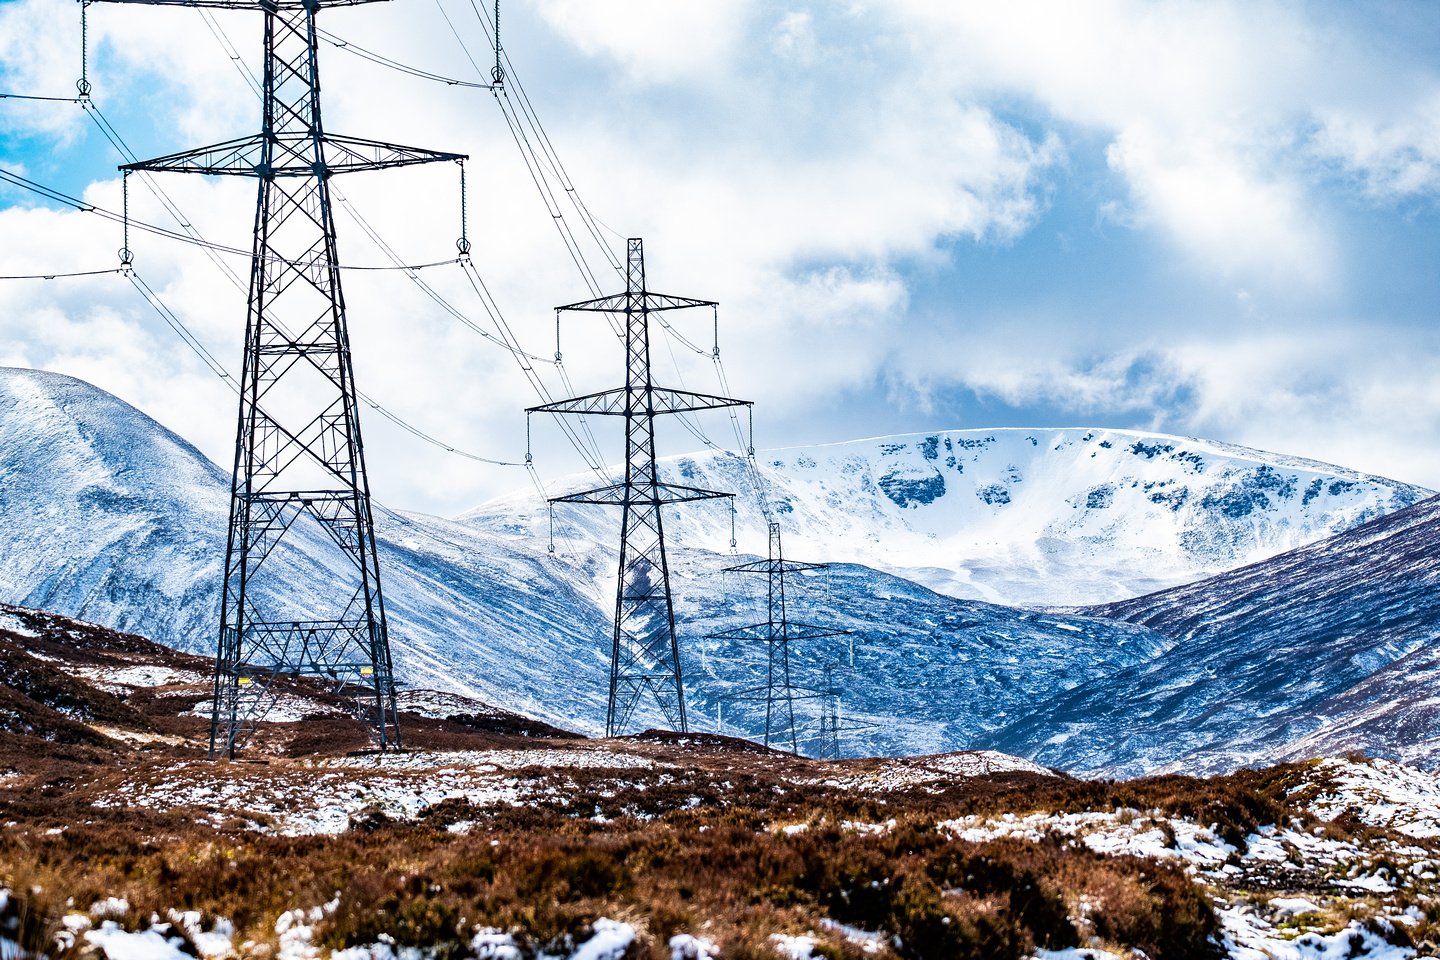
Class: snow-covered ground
314,748,664,773
15,756,1440,958
92,760,533,836
806,750,1054,793
945,757,1440,959
1307,757,1440,838
8,894,649,960
87,746,682,836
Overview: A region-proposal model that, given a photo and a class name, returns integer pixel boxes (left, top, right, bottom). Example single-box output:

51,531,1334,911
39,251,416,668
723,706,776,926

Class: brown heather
0,607,1417,959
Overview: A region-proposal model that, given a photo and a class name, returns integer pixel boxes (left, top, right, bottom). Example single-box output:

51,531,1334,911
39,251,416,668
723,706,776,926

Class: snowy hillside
6,365,1439,768
472,428,1428,606
0,367,616,728
0,368,1166,753
980,493,1440,776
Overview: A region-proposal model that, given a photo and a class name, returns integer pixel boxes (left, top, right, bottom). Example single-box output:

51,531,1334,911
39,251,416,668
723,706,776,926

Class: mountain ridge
2,364,1435,769
981,492,1440,775
471,426,1429,607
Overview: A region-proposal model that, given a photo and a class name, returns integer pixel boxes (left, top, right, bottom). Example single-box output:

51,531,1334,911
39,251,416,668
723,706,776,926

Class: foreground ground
3,603,1440,959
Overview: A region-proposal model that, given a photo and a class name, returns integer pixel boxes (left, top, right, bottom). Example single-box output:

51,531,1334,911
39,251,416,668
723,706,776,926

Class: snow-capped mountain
474,429,1427,606
980,493,1440,776
0,367,616,726
0,367,1164,749
3,365,1436,767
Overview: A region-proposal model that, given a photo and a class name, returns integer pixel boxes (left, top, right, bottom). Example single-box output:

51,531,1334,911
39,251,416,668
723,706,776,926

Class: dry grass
0,763,1252,960
0,603,1410,960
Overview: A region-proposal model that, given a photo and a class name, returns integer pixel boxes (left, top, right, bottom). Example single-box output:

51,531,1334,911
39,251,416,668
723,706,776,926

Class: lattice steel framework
530,238,749,736
816,663,842,761
709,523,846,753
103,0,463,757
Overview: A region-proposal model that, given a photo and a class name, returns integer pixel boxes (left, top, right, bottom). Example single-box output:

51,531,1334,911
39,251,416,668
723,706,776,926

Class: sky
1,0,1439,517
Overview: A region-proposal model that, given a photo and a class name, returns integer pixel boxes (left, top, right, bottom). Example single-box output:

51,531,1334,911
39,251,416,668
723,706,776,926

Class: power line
0,266,127,280
0,88,524,470
0,93,83,103
316,26,494,89
0,163,459,272
185,11,612,484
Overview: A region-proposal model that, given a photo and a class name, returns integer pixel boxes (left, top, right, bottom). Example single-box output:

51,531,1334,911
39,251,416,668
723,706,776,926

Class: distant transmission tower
530,238,750,736
816,663,842,760
103,0,464,757
710,522,846,753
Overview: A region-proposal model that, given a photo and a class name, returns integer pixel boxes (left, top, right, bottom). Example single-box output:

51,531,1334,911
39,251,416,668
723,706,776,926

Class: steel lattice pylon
105,0,463,758
530,238,750,737
709,522,846,753
816,663,842,761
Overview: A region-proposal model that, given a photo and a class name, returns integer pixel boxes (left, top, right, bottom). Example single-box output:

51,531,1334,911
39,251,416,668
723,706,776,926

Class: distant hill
2,365,1436,769
469,428,1428,606
979,494,1440,776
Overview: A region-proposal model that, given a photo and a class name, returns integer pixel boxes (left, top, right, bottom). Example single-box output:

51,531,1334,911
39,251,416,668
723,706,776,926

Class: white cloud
903,329,1440,488
4,0,1440,514
532,0,755,85
1311,92,1440,199
1105,124,1334,288
889,0,1438,285
1160,331,1440,487
770,12,819,67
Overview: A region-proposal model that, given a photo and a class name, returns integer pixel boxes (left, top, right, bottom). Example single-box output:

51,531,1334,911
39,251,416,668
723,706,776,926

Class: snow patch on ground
92,762,530,835
1220,906,1418,959
0,611,39,637
668,932,718,960
184,693,342,723
72,665,208,689
395,689,503,720
1306,757,1440,838
318,748,662,772
944,807,1410,894
571,919,635,960
818,918,886,954
810,750,1053,792
943,809,1238,871
86,922,194,960
470,928,523,959
770,933,817,959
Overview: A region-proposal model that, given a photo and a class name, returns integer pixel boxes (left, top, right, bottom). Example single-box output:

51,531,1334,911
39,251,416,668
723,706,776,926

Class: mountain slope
472,429,1428,606
979,494,1440,775
0,367,616,727
0,367,1170,753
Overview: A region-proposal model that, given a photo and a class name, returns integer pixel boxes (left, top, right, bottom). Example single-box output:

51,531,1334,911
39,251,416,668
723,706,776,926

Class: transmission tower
709,522,846,753
816,663,842,760
101,0,464,757
530,238,750,737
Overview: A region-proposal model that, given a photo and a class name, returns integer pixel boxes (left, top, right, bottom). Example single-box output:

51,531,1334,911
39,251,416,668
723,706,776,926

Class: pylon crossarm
551,482,734,506
727,686,829,702
557,292,718,314
94,0,388,10
706,622,846,642
722,557,829,575
779,623,852,641
529,386,751,417
703,624,776,642
122,134,464,177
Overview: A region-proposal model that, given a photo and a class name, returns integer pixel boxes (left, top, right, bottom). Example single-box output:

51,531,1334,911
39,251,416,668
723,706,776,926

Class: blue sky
1,0,1439,515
